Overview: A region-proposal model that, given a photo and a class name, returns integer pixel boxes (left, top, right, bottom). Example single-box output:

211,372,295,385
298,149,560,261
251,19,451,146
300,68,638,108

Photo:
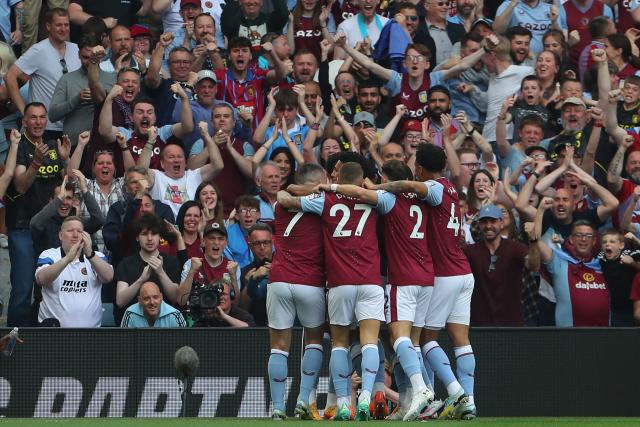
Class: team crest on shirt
583,272,595,282
294,134,302,146
580,18,589,26
205,1,213,7
418,91,428,103
633,115,639,124
81,267,87,275
49,150,58,161
246,86,256,100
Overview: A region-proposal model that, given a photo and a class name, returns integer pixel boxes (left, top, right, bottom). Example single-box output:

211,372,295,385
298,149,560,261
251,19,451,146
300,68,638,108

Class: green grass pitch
2,419,640,427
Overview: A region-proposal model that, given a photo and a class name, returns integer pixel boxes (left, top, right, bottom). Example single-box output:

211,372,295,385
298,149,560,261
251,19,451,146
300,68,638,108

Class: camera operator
189,279,256,327
177,222,240,307
240,223,274,326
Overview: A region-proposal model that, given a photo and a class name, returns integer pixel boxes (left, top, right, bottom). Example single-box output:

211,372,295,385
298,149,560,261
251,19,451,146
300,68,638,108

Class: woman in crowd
286,0,336,61
195,181,224,225
605,33,640,79
535,50,561,105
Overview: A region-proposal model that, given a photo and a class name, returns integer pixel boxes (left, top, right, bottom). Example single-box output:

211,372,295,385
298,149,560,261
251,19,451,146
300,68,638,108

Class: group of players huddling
266,143,476,421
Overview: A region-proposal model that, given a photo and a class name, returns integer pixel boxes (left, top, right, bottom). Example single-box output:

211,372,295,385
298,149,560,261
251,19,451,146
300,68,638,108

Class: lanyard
357,13,382,40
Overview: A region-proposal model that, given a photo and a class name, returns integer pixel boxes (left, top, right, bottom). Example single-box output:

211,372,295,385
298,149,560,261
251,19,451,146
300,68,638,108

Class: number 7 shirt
300,190,394,288
420,178,471,277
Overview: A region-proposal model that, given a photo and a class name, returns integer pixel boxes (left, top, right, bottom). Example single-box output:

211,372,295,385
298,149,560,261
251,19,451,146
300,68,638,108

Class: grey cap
196,69,217,84
353,111,376,127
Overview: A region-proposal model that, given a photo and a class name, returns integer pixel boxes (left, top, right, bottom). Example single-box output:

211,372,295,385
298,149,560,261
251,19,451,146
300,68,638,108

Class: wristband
483,45,490,53
86,250,96,260
120,144,129,152
330,184,338,192
310,122,320,131
532,171,541,179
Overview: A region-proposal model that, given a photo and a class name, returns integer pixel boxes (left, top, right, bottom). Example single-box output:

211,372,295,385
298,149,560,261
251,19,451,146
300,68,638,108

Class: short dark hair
275,88,298,110
381,160,413,181
82,16,108,39
132,97,156,111
461,32,483,48
78,34,100,50
169,46,192,59
228,37,252,51
416,143,446,173
519,114,545,130
428,85,450,100
135,213,164,236
589,17,612,39
521,75,541,90
24,102,47,115
404,43,431,61
338,162,364,184
248,222,272,238
46,7,69,23
326,152,375,180
234,194,260,210
505,26,532,40
357,79,381,93
571,219,595,233
396,2,417,12
294,48,317,63
194,12,215,27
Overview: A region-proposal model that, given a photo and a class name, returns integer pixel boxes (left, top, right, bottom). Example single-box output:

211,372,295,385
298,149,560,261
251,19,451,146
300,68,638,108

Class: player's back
382,192,434,286
425,177,471,277
270,203,324,286
320,192,381,287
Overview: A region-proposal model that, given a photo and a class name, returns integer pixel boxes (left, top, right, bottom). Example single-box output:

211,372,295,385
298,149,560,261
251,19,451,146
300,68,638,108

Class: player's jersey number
446,202,460,236
283,211,305,237
329,203,372,237
409,204,424,239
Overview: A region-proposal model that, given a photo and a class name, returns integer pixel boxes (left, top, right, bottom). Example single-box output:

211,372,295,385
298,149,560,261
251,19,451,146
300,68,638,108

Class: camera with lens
186,279,224,322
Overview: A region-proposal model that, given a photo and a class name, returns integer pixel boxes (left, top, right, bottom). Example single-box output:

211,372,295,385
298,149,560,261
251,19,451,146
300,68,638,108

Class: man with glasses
5,8,81,141
531,209,610,326
462,204,534,326
225,195,262,268
456,148,481,192
240,223,274,326
335,33,494,126
417,0,465,65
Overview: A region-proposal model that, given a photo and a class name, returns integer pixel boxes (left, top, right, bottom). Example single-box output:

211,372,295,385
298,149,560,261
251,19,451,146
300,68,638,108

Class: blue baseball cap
478,204,503,221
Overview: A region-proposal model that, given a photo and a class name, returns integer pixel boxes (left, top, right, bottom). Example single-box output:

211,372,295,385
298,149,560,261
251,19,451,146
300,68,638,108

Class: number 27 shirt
300,190,394,287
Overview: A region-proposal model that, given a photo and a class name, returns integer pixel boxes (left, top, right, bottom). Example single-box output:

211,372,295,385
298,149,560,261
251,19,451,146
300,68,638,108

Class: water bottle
2,327,18,357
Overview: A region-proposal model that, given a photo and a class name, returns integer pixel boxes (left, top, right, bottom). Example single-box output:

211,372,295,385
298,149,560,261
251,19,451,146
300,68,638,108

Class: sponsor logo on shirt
60,279,88,293
574,281,607,290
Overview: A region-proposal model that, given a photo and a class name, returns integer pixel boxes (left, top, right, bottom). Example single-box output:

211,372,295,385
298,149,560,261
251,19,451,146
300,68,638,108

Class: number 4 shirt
420,177,471,277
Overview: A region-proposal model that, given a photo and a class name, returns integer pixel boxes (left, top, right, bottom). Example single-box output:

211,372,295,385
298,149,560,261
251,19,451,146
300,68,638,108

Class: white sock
359,389,371,404
326,392,337,407
446,382,462,396
337,396,350,407
403,386,413,408
467,395,474,405
409,373,427,393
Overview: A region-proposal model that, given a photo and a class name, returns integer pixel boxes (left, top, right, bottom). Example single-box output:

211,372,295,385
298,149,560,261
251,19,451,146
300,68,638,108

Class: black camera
186,280,224,322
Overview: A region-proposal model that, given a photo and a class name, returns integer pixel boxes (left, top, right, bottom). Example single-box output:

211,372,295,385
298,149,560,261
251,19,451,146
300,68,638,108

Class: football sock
330,347,351,400
394,337,426,394
298,344,323,404
423,341,462,397
373,339,386,393
268,349,289,412
415,345,434,392
359,344,379,403
454,345,475,403
393,354,408,407
350,342,362,377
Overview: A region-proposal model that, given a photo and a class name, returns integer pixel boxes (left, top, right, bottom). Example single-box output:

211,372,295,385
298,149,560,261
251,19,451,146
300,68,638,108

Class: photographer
240,223,274,326
114,213,181,325
190,279,255,328
177,222,240,307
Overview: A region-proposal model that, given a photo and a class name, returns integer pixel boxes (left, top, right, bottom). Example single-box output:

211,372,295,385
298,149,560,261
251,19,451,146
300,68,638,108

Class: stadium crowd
2,0,640,419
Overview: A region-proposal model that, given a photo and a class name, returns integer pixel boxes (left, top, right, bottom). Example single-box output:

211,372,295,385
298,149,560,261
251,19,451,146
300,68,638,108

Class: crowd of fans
1,0,640,329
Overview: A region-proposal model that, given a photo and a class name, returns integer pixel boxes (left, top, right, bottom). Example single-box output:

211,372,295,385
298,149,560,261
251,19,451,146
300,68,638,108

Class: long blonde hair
0,42,16,77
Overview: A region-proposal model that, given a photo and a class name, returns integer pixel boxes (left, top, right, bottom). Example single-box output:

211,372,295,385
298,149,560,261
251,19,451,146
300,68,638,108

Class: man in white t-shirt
35,216,114,327
142,125,224,216
480,35,534,143
5,8,81,136
333,0,389,59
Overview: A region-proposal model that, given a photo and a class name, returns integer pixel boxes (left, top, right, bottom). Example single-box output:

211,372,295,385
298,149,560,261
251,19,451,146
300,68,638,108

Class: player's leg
446,274,476,419
355,284,385,420
422,277,466,419
370,339,388,419
327,286,357,421
266,282,296,418
292,285,326,418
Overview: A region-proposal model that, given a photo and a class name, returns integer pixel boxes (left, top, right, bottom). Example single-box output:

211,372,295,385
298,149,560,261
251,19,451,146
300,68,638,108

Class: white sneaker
403,388,434,421
385,405,406,420
454,400,477,420
0,234,7,249
418,398,443,420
